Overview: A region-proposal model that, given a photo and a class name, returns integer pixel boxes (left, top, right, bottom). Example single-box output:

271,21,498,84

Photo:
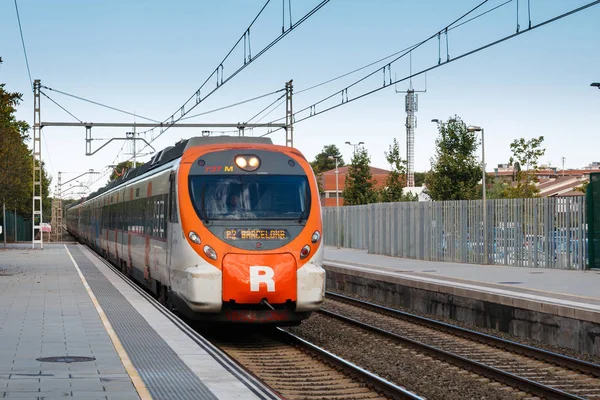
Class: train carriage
66,136,325,323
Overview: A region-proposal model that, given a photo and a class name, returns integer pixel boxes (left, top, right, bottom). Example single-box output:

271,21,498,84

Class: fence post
3,202,6,249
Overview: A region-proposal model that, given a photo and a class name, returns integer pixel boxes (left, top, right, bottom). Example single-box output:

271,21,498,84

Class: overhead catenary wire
263,0,497,126
13,0,32,91
295,0,511,96
246,93,286,123
260,0,599,136
40,91,82,123
41,86,160,123
135,0,331,155
179,89,285,121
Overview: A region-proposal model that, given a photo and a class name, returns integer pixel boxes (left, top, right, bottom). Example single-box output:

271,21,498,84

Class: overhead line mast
32,80,43,249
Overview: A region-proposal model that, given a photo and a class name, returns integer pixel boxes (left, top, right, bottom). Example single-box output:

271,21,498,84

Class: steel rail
83,244,422,400
84,244,282,400
319,308,585,400
326,291,600,378
274,328,424,400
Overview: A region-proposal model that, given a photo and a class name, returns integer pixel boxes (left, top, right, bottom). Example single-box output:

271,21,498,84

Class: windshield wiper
297,209,307,224
200,184,210,224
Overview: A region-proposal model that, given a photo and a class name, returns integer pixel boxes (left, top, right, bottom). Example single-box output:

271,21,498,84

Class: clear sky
2,0,599,197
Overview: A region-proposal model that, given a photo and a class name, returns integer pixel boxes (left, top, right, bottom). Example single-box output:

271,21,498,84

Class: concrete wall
326,267,600,357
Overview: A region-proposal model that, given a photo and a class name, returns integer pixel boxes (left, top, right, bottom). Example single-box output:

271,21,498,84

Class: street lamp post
328,155,341,248
467,125,487,264
345,141,364,156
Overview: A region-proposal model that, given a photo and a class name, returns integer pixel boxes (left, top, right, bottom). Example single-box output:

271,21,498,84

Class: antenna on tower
395,51,426,188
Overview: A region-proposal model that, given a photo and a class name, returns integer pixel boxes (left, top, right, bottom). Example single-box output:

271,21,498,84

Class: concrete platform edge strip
324,261,600,324
66,245,219,400
64,244,152,400
79,244,280,400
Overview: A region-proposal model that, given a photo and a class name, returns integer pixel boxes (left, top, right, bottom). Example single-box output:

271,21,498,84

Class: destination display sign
223,228,288,240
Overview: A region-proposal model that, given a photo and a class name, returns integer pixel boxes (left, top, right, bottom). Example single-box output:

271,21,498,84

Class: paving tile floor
0,245,139,400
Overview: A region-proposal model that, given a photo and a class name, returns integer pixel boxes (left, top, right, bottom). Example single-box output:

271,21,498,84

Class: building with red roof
320,165,390,206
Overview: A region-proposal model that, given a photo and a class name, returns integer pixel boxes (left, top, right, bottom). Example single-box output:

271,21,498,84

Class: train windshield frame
189,174,311,221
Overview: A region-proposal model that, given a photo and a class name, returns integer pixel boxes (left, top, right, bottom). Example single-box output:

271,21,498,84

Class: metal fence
0,209,33,243
323,197,588,270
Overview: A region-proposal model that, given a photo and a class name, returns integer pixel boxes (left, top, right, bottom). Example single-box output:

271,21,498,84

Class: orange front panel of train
222,253,297,304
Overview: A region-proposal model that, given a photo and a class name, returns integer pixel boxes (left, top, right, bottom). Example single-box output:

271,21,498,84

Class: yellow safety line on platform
64,244,152,400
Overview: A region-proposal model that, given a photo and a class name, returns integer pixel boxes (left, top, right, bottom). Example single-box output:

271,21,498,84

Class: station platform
323,246,600,357
0,243,277,400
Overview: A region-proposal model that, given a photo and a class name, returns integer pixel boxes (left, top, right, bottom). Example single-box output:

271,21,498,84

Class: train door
167,170,178,276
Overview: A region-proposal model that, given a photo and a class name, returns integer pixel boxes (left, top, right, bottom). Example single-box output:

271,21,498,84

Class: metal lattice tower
285,80,294,147
53,172,63,242
32,80,43,249
405,90,418,188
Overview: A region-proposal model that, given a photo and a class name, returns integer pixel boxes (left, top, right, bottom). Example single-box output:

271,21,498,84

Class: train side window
169,172,178,223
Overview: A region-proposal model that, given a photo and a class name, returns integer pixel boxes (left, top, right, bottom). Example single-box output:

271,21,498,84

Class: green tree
505,136,546,198
485,176,508,199
575,181,589,193
109,160,144,182
414,172,426,187
0,57,51,218
310,145,345,194
424,117,482,201
343,147,378,205
380,138,417,202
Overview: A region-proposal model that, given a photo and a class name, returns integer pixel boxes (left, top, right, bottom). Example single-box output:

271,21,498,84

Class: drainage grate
497,281,523,285
37,356,96,363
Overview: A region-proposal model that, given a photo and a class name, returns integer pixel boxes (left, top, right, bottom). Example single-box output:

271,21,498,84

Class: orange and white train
66,136,325,323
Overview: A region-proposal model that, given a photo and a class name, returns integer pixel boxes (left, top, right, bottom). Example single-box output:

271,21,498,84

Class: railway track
323,291,600,400
203,326,422,400
87,246,422,400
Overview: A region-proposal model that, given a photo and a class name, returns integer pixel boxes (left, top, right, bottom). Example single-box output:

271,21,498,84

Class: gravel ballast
288,313,524,400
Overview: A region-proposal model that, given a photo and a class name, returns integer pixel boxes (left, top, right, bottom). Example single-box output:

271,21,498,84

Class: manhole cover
497,281,523,285
529,271,544,274
37,356,96,363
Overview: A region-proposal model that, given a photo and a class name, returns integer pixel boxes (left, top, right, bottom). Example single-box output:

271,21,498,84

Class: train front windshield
189,175,311,221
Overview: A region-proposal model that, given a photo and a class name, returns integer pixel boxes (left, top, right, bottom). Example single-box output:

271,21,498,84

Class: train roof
67,136,274,208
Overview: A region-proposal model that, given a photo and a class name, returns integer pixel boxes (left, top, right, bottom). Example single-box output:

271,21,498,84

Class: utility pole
328,155,341,248
345,141,364,157
285,80,294,147
32,79,43,249
132,129,137,168
468,125,487,264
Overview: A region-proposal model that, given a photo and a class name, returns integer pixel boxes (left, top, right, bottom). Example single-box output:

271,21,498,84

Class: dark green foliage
505,136,546,198
343,147,378,205
108,160,144,182
0,57,51,218
310,145,345,194
414,172,426,187
425,117,482,201
380,138,417,202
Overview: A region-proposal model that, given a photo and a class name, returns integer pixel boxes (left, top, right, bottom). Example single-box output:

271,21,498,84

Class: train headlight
235,156,247,169
300,245,311,259
248,156,260,168
203,245,218,260
188,231,201,244
235,155,260,171
311,230,321,243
